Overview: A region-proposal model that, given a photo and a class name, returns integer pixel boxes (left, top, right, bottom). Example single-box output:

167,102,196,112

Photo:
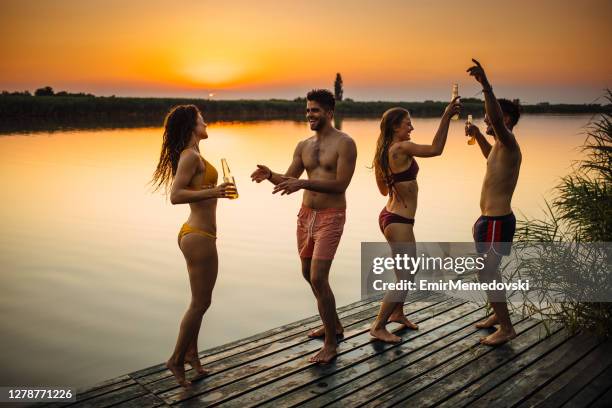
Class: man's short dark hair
306,89,335,112
498,98,521,128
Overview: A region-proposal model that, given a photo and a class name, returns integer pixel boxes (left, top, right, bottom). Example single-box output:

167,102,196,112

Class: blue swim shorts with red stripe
472,212,516,256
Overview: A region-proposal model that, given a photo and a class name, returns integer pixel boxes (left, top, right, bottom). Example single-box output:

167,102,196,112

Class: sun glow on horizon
180,60,250,87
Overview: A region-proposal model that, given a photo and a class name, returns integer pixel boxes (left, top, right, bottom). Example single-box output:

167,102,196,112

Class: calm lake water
0,114,594,389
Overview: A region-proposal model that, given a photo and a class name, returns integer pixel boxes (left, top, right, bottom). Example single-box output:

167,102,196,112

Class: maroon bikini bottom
379,207,415,234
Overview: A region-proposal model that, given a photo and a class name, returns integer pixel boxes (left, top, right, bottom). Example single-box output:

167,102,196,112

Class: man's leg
309,258,339,363
302,258,343,338
474,251,500,329
476,252,516,345
473,216,500,328
301,257,313,286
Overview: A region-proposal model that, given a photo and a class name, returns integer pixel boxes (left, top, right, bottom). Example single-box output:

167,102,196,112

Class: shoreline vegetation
1,91,610,134
515,90,612,338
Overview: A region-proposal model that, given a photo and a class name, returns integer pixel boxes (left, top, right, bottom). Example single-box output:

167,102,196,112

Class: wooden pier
44,291,612,407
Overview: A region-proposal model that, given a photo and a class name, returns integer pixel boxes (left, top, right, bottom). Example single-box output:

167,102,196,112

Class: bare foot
308,344,338,364
475,314,499,329
166,359,192,388
370,326,402,343
480,327,517,346
307,323,344,338
388,313,419,330
184,353,210,377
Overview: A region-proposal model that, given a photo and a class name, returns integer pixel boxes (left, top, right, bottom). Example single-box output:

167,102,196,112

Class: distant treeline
1,92,609,126
3,86,95,98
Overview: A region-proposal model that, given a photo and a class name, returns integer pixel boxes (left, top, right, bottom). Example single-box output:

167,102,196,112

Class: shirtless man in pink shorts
251,89,357,364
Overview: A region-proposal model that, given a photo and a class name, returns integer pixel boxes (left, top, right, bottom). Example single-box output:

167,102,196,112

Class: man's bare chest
302,142,339,172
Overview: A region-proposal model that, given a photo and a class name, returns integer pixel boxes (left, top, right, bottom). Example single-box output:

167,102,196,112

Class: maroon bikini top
388,159,419,185
386,158,418,208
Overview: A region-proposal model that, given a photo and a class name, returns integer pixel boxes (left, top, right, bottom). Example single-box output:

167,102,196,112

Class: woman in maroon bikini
369,98,461,343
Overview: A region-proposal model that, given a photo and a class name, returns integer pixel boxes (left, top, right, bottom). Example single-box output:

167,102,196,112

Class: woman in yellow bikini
151,104,236,387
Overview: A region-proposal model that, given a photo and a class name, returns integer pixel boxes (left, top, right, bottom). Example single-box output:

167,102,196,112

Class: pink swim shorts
296,205,346,260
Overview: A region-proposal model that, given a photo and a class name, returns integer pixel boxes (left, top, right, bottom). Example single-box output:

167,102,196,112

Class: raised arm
170,151,234,204
251,141,305,186
401,97,461,157
272,137,357,195
467,59,518,149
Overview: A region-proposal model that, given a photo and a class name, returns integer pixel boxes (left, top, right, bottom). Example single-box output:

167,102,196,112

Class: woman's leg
184,327,207,376
370,223,417,343
166,234,218,387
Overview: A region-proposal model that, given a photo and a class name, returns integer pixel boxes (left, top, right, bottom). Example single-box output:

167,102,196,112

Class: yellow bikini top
199,156,218,187
181,149,218,187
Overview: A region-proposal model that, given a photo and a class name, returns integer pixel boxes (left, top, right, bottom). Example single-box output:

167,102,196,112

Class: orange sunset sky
1,0,610,103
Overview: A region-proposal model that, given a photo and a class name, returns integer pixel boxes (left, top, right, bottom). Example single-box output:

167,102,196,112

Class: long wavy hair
150,104,201,194
372,107,410,180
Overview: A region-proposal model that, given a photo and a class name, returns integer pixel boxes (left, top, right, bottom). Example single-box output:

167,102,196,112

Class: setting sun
181,60,248,87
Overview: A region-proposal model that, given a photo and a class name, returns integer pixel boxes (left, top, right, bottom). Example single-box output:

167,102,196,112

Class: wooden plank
129,293,385,380
562,365,612,408
329,316,539,407
371,320,559,407
138,293,446,393
109,393,168,407
40,377,137,408
589,384,612,408
518,340,612,408
229,302,487,408
436,328,575,408
164,296,465,405
75,374,132,396
66,383,149,408
465,331,601,407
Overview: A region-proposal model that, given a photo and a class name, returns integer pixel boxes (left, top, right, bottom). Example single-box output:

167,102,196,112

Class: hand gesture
272,176,304,195
467,58,491,88
444,96,462,118
250,164,272,183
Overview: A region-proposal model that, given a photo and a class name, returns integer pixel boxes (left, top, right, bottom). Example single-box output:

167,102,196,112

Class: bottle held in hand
467,114,476,145
221,158,239,199
451,84,460,120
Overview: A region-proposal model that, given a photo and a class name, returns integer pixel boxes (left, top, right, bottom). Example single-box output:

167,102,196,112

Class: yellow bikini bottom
178,223,217,244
